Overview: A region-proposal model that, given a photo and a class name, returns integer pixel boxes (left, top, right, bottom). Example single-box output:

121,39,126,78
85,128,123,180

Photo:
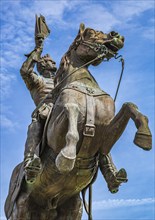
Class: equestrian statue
5,15,152,220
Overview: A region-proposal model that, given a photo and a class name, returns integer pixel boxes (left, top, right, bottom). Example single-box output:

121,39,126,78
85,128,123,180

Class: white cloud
112,1,154,21
0,72,16,97
0,0,154,101
93,198,155,210
142,27,155,42
73,4,121,32
1,0,154,72
0,114,18,130
33,1,68,18
0,71,18,132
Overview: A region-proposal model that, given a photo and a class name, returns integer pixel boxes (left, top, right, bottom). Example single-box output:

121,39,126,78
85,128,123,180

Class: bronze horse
5,24,152,220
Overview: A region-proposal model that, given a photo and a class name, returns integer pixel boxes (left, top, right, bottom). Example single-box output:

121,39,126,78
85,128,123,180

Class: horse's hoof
55,151,76,173
116,168,128,183
134,132,152,151
110,188,119,194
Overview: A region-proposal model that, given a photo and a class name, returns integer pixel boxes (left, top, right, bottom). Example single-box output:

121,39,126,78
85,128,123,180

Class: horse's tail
5,162,24,219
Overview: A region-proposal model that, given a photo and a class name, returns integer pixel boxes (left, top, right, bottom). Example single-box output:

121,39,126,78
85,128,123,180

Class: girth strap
78,94,95,158
83,94,96,138
77,94,97,220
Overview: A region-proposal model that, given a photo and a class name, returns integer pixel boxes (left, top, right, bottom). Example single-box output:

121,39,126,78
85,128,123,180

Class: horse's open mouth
105,42,119,53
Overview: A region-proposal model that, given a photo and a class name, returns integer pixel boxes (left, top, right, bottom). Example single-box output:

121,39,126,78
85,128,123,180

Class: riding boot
24,103,53,183
24,119,44,184
99,153,128,193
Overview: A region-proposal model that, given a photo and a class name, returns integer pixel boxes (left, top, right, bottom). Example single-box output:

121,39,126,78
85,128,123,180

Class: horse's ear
79,23,85,36
76,23,85,43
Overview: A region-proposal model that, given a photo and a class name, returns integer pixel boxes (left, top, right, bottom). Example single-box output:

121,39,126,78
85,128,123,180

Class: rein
53,50,108,91
86,56,124,220
53,40,124,102
81,40,125,102
52,41,125,220
70,42,124,220
50,50,108,101
114,57,125,102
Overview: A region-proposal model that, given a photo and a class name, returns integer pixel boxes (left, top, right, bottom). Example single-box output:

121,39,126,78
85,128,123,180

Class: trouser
24,103,52,158
99,153,117,178
24,119,45,157
99,153,118,187
99,153,127,193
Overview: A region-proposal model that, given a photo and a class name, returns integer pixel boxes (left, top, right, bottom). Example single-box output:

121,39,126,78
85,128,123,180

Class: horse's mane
54,26,98,85
54,32,81,85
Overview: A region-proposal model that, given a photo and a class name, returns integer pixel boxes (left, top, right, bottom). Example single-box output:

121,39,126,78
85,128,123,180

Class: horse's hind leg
124,103,152,149
130,104,152,150
101,102,152,154
57,194,83,220
56,103,80,173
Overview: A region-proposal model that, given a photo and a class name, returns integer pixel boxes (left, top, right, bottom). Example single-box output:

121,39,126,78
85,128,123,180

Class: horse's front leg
56,103,80,173
101,102,152,155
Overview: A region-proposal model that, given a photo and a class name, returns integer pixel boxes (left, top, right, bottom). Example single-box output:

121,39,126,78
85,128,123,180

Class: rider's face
45,60,57,71
41,60,57,77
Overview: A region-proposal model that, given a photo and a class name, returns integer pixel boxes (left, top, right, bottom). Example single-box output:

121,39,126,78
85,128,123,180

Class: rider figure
20,36,127,193
20,35,57,183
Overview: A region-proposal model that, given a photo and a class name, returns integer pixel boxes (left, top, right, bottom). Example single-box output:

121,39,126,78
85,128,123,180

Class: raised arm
20,14,50,92
20,45,43,91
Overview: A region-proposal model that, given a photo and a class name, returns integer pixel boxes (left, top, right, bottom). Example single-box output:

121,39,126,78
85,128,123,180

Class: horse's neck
55,50,99,88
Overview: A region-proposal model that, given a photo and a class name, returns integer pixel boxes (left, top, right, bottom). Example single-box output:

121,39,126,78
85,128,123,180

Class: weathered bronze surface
5,16,152,220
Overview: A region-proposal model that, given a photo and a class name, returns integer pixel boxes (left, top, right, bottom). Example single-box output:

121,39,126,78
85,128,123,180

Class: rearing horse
47,23,152,173
5,24,152,220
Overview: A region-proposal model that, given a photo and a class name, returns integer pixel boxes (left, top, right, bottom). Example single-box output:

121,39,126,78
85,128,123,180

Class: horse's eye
110,31,118,37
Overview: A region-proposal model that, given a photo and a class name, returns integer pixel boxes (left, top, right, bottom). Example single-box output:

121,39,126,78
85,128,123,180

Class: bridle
79,39,125,102
53,38,124,103
81,41,109,55
54,41,114,85
81,39,119,58
78,39,125,220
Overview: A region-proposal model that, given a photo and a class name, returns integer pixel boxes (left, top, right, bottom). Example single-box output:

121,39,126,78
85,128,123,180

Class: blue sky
0,0,154,219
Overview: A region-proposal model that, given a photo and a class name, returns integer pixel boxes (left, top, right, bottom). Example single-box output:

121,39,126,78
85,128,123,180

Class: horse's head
55,23,125,85
73,23,125,66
